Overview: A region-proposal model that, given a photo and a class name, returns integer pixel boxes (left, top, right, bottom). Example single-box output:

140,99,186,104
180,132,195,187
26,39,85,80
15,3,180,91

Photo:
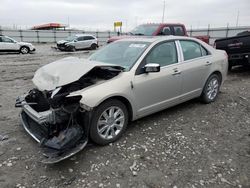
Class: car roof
74,34,95,37
117,36,199,43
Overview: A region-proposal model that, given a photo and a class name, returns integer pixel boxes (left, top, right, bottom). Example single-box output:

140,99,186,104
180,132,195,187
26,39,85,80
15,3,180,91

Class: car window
201,45,209,56
161,27,171,35
2,37,14,43
84,36,95,40
180,40,203,61
173,26,185,36
77,37,85,41
130,24,160,36
0,37,2,42
145,41,177,67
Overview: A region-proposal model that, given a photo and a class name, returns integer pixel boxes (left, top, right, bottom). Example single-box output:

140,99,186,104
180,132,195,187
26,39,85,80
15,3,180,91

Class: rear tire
90,43,98,50
200,74,221,104
90,99,128,145
20,46,30,54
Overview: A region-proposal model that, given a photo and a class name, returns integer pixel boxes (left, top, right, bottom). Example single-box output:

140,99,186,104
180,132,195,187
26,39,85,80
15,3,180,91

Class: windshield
3,36,15,43
66,36,77,41
89,41,150,71
130,24,160,36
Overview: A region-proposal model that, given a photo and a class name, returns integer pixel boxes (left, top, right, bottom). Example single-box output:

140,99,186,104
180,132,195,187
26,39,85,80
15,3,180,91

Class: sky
0,0,249,31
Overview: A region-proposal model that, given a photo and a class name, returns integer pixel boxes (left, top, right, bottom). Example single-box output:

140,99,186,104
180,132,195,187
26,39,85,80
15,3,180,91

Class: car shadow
47,98,200,169
0,52,20,55
127,98,200,131
229,65,250,77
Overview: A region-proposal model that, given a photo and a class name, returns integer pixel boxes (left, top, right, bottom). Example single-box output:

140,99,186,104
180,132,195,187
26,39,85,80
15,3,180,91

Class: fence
1,26,250,45
187,26,250,44
0,29,119,45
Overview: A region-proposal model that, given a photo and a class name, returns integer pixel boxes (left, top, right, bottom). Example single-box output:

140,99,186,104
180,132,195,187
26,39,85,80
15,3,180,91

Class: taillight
224,52,228,60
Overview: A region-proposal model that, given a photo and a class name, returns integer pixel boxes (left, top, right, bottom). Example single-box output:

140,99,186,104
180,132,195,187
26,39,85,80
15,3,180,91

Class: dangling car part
16,37,228,164
15,57,124,163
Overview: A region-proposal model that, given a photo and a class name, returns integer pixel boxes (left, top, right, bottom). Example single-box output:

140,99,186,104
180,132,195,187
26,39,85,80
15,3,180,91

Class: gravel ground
0,44,249,188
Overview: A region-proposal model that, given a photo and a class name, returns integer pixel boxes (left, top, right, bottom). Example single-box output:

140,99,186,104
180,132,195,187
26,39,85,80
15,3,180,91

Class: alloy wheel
97,106,125,140
206,78,219,100
20,47,29,54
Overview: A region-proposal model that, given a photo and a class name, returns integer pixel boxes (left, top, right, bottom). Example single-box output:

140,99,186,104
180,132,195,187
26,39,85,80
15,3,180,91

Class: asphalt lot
0,44,250,188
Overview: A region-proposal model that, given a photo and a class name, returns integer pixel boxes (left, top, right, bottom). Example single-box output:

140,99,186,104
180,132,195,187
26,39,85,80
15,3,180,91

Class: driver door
133,41,182,118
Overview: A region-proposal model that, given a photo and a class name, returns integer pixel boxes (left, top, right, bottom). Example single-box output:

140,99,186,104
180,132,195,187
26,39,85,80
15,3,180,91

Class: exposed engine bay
16,65,122,163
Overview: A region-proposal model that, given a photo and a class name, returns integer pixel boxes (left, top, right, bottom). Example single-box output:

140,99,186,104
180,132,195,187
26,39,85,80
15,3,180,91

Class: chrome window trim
177,39,213,63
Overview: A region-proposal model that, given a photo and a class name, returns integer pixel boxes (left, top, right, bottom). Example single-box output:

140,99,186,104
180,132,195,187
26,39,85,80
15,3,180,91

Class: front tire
20,46,30,54
90,99,128,145
200,74,221,104
71,46,76,52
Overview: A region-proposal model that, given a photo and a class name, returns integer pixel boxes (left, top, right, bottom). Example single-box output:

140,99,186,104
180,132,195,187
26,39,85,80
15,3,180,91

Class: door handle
205,61,212,66
172,68,182,75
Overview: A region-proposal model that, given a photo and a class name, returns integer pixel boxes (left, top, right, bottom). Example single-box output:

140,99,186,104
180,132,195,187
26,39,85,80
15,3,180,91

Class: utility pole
67,16,70,28
236,10,239,27
162,0,166,23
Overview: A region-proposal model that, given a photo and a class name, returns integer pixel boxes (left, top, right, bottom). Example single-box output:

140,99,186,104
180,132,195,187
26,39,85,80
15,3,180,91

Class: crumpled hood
57,40,69,44
32,57,123,91
18,42,33,46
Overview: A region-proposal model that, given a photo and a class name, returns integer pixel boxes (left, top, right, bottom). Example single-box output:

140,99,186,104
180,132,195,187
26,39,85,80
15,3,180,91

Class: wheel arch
97,96,134,122
209,70,223,84
20,45,30,50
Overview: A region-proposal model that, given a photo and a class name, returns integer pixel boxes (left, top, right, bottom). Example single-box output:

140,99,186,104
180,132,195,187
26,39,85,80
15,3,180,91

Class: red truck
107,23,210,44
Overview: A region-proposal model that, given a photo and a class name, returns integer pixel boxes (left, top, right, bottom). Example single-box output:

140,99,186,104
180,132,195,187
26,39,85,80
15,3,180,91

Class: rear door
83,36,95,48
75,36,85,49
177,40,212,99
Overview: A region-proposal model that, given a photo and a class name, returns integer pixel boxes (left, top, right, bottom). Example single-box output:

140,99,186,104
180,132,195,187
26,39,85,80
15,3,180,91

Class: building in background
31,23,67,30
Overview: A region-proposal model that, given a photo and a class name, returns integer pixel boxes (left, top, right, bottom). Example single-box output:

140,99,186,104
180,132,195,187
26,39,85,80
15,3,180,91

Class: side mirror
144,63,160,73
74,39,78,42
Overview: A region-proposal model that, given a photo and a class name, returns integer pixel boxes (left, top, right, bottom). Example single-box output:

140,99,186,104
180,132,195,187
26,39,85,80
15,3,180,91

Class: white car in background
0,35,36,54
57,34,98,51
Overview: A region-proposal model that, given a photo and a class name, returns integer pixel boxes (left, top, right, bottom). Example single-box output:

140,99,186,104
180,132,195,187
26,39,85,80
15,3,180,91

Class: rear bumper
229,53,250,65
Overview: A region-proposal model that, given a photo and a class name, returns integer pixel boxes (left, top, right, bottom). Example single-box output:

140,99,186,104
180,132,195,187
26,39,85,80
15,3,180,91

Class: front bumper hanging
16,96,88,164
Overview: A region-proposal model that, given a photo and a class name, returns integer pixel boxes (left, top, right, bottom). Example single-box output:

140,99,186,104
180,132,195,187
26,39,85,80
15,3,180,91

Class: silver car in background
16,36,228,163
0,35,36,54
56,34,98,51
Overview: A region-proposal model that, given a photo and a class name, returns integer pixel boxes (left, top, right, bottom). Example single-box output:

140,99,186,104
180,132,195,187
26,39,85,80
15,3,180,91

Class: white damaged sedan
15,36,228,163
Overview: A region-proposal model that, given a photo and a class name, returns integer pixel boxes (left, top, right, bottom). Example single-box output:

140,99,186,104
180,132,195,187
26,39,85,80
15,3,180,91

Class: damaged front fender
16,57,124,163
